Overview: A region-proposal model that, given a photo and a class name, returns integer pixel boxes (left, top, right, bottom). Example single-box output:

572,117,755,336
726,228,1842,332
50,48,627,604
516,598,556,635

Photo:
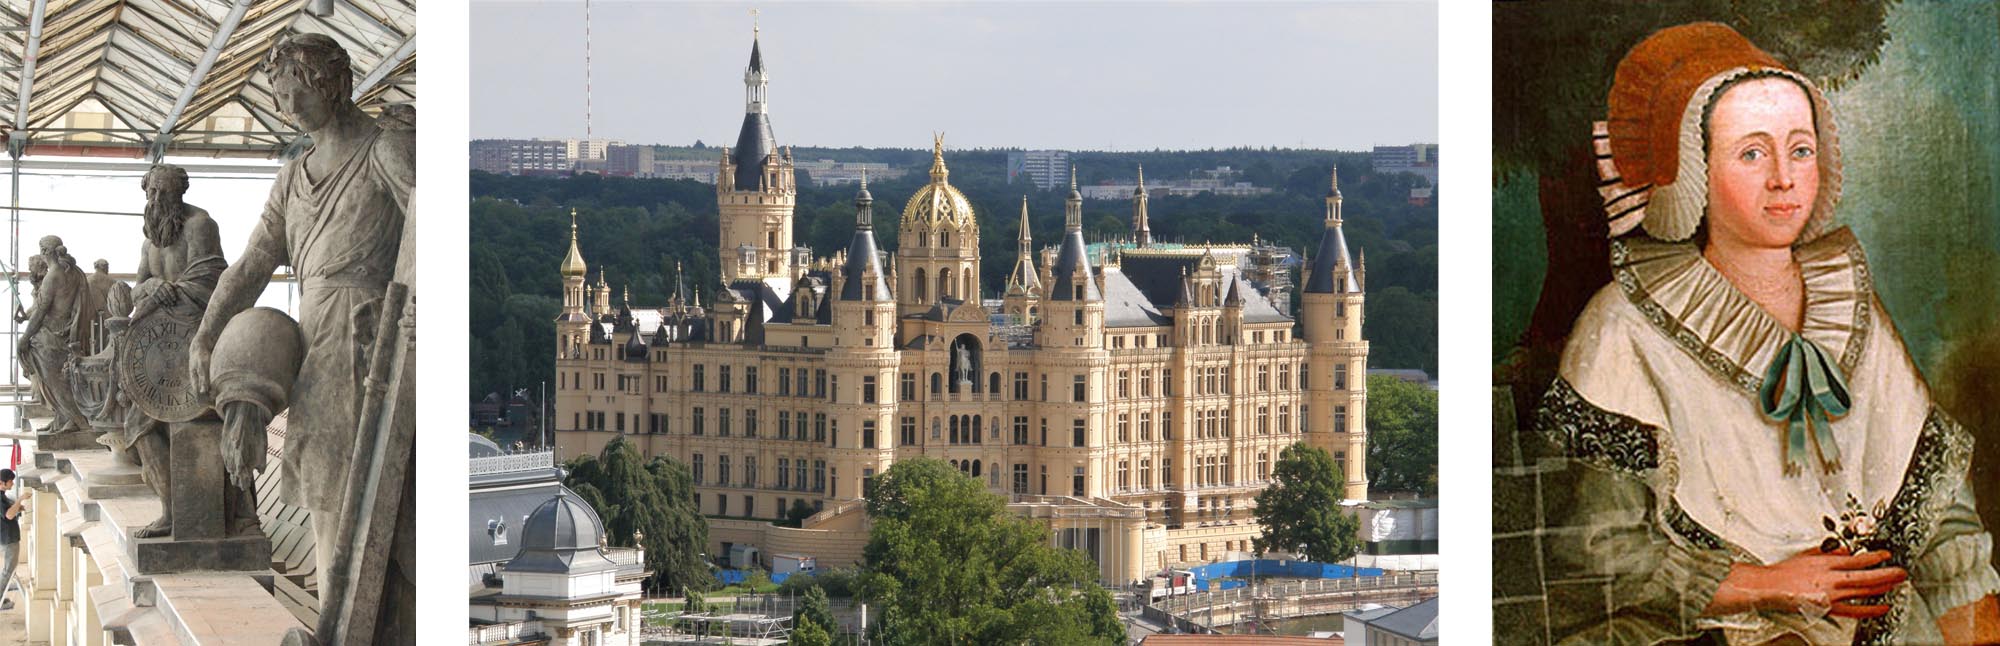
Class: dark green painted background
1492,1,2000,380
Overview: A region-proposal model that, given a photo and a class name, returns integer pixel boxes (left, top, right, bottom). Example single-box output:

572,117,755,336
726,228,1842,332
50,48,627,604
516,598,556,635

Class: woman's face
274,72,336,133
1704,77,1820,250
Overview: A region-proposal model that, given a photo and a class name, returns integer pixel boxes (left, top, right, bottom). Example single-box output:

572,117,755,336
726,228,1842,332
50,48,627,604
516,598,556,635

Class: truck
1145,569,1196,601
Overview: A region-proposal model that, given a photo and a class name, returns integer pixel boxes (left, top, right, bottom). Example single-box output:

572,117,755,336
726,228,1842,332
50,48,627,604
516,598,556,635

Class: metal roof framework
0,0,416,161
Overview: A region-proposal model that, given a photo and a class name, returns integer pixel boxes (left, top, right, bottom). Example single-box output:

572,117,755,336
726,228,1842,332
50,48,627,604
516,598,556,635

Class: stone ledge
153,574,307,646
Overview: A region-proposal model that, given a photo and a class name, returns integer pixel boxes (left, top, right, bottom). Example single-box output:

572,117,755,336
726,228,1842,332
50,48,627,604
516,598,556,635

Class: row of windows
693,453,826,493
566,362,1355,402
579,403,1351,441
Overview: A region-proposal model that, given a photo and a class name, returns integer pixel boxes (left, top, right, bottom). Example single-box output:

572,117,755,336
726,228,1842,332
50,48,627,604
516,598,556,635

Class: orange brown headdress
1593,22,1842,243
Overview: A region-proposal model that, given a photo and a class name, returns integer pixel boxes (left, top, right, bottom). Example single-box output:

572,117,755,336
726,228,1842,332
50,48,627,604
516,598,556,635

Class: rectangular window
719,366,733,393
1335,365,1348,390
1040,419,1048,447
863,375,877,404
1040,374,1048,401
1073,466,1086,496
901,373,916,401
901,416,917,446
1162,369,1174,396
797,370,809,397
744,409,758,438
1163,411,1173,441
1073,375,1087,403
813,460,826,492
831,375,840,403
1117,413,1130,442
1118,371,1130,398
744,495,755,518
780,368,792,395
1014,372,1029,400
815,370,827,398
1163,458,1173,485
693,364,705,392
778,459,791,489
719,408,732,437
1013,416,1028,445
717,494,727,516
862,420,878,448
616,412,625,432
692,407,705,435
1139,412,1153,441
745,456,757,488
1012,464,1029,494
795,461,807,491
746,367,759,394
1072,419,1086,447
1335,406,1348,434
1140,370,1152,397
779,411,791,440
718,455,731,486
693,453,704,484
814,414,827,443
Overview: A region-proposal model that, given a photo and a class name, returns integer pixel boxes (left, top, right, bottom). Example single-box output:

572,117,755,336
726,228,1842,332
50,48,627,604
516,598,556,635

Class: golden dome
901,135,976,227
561,208,588,277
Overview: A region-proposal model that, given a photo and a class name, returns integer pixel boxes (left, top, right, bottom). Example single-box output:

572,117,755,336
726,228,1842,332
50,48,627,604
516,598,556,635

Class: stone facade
553,32,1369,587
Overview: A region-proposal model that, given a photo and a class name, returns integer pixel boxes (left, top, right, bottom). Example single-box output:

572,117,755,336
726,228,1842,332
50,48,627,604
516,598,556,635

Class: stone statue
85,259,114,352
18,236,91,432
954,341,974,385
190,32,413,645
121,163,230,538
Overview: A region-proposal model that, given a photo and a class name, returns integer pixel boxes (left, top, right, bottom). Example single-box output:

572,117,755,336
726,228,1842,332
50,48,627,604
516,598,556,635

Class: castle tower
1003,196,1043,324
1300,168,1369,501
1037,166,1104,349
1131,164,1152,247
895,135,981,317
716,25,797,282
556,208,591,358
828,174,902,501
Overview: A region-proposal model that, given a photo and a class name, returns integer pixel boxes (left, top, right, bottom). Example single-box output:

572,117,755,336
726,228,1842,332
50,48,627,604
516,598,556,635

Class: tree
564,438,716,593
793,585,836,639
683,589,708,614
1253,443,1362,563
858,458,1125,646
790,616,833,646
1366,375,1439,495
785,499,817,527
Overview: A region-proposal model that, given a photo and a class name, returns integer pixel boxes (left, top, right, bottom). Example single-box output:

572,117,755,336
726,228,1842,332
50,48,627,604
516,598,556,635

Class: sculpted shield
119,311,209,422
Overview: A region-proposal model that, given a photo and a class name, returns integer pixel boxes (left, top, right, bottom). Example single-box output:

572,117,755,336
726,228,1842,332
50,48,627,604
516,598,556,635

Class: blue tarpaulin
1186,560,1385,591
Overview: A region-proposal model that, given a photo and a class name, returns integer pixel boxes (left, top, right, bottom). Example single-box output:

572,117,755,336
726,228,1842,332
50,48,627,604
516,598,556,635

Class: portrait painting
1490,2,2000,644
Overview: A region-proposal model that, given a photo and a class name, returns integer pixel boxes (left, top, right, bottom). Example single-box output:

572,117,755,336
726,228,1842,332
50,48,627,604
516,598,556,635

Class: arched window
949,416,960,444
973,416,983,444
940,231,950,247
914,268,928,302
938,267,953,300
931,373,942,398
971,461,981,477
989,372,1001,395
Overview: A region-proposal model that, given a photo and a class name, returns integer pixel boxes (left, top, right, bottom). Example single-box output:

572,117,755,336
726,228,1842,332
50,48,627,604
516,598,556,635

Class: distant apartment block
1007,150,1070,189
1079,167,1273,200
568,138,621,161
794,160,907,187
1372,143,1438,184
470,139,570,175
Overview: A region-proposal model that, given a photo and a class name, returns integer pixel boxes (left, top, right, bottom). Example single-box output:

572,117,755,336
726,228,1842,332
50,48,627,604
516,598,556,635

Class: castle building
552,31,1369,585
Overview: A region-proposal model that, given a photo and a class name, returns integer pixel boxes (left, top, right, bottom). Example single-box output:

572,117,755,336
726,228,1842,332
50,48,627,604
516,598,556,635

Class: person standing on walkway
1,468,29,612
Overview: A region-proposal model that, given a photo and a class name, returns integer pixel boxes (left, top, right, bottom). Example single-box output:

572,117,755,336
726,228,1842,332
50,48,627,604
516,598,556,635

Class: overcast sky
470,1,1437,152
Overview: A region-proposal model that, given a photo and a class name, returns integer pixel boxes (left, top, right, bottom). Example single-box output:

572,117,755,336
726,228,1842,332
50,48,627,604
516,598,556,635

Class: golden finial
752,8,760,36
1069,164,1077,191
860,167,868,190
1137,163,1145,188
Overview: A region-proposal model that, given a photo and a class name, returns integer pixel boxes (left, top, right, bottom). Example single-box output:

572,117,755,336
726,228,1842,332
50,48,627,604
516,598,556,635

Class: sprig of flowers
1820,493,1887,554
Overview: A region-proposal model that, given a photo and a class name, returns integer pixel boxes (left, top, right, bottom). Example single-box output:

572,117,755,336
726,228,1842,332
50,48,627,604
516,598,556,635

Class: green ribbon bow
1759,335,1852,475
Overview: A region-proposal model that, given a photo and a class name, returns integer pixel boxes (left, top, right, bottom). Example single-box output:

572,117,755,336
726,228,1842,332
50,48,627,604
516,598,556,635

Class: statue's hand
189,336,214,398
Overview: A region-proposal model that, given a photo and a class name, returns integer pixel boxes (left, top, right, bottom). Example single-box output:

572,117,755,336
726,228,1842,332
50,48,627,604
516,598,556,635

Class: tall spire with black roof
839,170,889,302
1304,168,1357,294
716,19,796,282
1050,165,1099,302
1006,196,1043,297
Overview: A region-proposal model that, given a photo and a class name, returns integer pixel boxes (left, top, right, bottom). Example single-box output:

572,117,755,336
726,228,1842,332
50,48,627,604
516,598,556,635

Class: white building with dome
469,434,648,646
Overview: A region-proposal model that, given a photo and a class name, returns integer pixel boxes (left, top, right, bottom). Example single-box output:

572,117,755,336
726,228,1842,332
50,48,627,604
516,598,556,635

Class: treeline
469,149,1437,401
